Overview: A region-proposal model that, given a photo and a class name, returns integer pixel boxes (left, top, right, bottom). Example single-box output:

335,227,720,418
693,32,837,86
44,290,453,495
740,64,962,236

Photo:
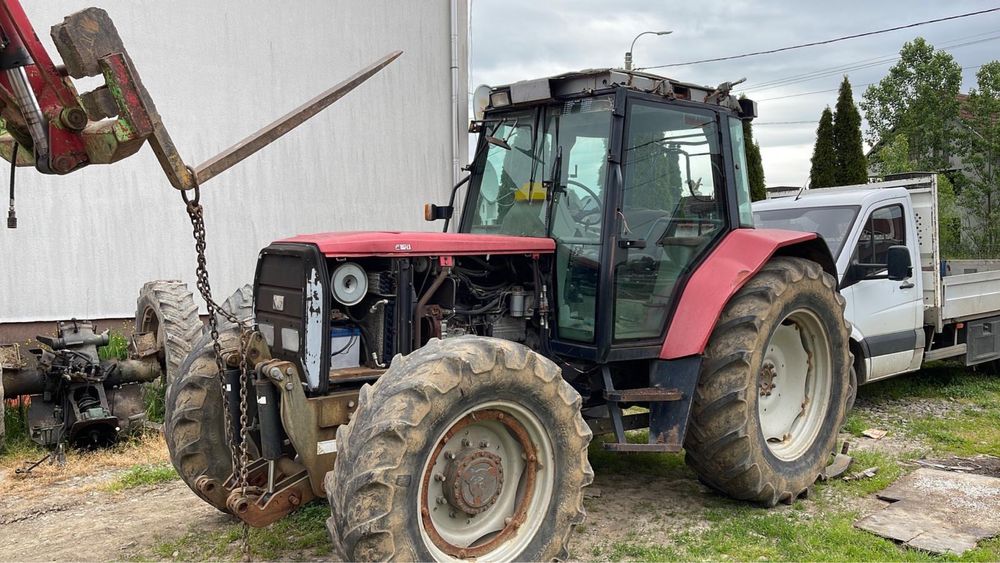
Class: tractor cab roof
482,68,756,120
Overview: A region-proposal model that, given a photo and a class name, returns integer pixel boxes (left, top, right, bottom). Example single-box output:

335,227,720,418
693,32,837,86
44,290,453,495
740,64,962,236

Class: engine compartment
326,254,546,372
252,244,550,395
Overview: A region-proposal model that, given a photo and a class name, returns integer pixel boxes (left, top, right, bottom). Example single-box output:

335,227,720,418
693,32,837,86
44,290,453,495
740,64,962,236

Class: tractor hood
278,231,555,258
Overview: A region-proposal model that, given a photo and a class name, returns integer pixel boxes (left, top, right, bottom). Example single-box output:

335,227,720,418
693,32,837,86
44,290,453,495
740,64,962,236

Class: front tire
684,257,850,506
164,326,241,513
326,336,593,562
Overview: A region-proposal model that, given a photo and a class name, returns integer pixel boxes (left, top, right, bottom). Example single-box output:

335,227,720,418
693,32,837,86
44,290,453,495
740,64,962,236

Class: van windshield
753,205,859,258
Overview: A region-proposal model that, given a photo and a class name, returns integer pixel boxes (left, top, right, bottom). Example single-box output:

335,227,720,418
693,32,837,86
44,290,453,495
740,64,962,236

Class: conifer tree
832,76,867,185
809,107,837,188
742,119,767,200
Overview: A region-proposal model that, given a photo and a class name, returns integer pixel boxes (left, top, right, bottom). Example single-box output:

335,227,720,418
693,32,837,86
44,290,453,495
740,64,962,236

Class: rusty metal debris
1,320,163,450
822,453,853,481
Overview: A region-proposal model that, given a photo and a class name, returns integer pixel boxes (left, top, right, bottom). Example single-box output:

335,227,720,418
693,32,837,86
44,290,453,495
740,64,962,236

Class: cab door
842,202,922,380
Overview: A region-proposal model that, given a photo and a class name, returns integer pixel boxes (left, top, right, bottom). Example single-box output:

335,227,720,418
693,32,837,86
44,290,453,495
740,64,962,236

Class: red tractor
0,2,848,558
162,69,851,560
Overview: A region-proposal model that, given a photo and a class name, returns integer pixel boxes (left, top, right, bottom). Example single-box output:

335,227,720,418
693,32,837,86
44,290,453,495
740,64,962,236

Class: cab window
853,204,905,268
613,102,727,341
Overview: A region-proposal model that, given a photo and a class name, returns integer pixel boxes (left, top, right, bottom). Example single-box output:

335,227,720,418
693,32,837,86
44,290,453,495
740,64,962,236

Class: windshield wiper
543,146,563,237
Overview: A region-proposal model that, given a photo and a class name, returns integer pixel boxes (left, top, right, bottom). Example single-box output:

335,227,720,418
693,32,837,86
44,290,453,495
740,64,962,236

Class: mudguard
659,228,836,359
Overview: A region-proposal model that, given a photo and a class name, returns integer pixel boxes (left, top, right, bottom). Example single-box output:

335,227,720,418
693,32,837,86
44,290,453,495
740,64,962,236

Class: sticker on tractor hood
394,243,412,251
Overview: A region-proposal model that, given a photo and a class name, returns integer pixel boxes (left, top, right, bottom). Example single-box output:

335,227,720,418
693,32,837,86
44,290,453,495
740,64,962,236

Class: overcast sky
469,1,999,187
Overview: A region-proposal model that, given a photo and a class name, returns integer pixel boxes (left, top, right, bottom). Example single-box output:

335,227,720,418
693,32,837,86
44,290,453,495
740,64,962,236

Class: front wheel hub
444,449,504,514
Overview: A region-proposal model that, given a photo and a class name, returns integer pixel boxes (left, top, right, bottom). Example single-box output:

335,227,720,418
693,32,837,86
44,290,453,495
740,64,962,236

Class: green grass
148,501,332,561
605,508,1000,562
858,362,1000,402
843,410,871,436
588,430,691,479
1,396,44,460
142,380,167,423
98,331,129,361
822,449,908,496
105,463,178,492
853,363,1000,456
908,408,1000,456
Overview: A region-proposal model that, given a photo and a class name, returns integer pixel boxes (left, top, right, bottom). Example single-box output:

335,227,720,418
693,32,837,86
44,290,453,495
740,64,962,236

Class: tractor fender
659,228,836,359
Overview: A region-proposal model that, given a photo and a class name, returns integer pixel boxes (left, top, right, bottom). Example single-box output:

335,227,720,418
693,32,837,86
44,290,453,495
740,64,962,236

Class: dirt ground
0,433,899,562
0,439,229,561
0,380,996,562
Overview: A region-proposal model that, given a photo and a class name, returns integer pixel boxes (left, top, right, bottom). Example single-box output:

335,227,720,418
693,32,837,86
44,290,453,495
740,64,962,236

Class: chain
181,179,253,560
238,329,253,491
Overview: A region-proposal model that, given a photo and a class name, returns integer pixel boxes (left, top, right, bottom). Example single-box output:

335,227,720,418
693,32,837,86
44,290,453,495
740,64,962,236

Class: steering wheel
566,179,603,225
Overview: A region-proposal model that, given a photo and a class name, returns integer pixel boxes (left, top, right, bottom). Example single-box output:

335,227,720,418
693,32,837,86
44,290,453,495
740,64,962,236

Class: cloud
471,0,1000,186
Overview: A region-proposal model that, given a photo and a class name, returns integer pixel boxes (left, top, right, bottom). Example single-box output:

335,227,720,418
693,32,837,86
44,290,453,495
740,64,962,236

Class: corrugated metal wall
0,1,468,322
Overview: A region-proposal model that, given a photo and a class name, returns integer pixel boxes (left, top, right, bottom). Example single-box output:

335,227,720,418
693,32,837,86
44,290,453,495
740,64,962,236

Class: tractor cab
458,69,757,359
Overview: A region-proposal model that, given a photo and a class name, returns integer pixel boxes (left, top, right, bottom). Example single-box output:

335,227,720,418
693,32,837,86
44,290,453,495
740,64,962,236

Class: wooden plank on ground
855,468,1000,555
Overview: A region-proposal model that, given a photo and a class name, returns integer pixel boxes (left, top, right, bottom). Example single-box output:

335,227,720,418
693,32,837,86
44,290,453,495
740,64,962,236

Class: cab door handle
899,282,915,289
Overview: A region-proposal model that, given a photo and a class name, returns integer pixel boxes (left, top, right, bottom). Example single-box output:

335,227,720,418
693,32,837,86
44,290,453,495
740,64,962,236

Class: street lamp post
624,30,672,71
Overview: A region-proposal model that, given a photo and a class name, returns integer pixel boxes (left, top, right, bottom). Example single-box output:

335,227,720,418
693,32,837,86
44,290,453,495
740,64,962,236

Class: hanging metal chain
237,329,253,490
181,183,240,469
180,178,253,560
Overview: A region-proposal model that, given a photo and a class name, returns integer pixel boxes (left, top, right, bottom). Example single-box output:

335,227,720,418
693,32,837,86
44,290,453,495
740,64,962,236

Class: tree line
804,37,999,258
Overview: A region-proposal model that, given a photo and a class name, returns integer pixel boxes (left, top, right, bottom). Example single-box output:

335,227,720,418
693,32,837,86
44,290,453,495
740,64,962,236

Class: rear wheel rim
757,309,833,461
418,400,554,561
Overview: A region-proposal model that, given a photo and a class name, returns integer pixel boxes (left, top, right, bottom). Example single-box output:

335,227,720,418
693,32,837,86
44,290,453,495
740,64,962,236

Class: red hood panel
278,231,556,257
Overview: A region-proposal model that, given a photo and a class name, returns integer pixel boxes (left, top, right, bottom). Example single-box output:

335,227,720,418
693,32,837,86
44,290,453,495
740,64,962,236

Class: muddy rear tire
136,281,202,387
326,336,593,562
164,327,241,513
684,257,850,506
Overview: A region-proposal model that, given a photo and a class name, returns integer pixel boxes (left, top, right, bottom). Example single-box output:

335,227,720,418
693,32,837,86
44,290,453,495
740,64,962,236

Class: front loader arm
0,2,399,189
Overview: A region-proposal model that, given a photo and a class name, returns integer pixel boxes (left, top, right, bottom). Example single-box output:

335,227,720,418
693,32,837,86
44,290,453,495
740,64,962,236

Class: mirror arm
442,174,472,232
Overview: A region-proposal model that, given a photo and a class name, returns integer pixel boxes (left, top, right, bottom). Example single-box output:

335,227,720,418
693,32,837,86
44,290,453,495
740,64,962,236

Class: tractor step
602,442,683,453
604,387,682,402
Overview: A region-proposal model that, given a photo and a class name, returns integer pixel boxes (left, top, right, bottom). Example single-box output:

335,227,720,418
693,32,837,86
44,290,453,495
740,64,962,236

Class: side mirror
424,203,453,222
886,245,911,281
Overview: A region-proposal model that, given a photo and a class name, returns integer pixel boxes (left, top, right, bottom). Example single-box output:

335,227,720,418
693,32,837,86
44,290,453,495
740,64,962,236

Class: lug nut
285,382,293,390
285,367,294,375
269,367,282,378
449,511,456,518
436,497,446,505
348,400,355,408
461,438,471,447
479,440,489,448
446,452,456,460
434,474,445,482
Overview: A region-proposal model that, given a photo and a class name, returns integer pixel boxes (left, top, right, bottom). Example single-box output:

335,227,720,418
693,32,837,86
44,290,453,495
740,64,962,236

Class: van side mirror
424,203,453,222
886,245,911,281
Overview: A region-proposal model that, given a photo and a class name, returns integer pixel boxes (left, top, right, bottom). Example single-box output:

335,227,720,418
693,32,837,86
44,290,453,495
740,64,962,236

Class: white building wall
0,1,468,322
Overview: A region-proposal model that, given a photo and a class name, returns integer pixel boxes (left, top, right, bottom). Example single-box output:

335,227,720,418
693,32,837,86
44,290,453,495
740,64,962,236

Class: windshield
467,99,613,237
753,205,859,257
